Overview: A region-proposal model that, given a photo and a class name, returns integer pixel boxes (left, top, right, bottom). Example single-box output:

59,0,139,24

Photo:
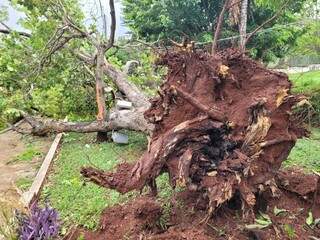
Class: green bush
32,85,65,118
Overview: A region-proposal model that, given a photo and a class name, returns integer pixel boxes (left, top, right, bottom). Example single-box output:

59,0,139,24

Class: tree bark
103,60,150,108
95,47,108,122
23,108,153,136
239,0,248,51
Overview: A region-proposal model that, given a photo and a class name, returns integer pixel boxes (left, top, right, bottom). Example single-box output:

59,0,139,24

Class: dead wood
22,108,152,136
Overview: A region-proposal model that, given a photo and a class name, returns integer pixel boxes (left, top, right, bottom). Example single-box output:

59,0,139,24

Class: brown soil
79,49,316,239
68,168,320,240
0,123,52,228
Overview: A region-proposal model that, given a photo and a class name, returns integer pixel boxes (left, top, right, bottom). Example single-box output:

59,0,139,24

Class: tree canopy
123,0,310,62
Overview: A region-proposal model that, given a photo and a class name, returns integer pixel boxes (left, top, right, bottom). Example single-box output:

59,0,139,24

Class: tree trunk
23,108,153,136
96,48,108,121
239,0,248,51
103,60,150,108
95,46,109,141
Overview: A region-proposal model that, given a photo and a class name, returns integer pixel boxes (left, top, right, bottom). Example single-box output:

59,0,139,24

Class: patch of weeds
155,173,185,230
11,144,42,163
42,132,146,230
283,224,296,239
0,206,19,240
15,177,33,191
157,173,175,201
155,173,174,230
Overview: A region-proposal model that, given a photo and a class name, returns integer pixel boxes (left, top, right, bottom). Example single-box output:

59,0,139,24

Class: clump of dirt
80,49,316,239
69,169,320,239
66,196,162,240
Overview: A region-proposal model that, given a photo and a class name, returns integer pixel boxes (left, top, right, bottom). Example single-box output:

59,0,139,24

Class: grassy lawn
289,70,320,94
41,132,147,230
42,131,175,231
284,128,320,172
285,70,320,172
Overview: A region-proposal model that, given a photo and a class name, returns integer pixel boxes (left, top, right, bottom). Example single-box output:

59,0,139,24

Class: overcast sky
0,0,130,37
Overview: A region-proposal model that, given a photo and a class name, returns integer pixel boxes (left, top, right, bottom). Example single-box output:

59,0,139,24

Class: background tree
123,0,309,62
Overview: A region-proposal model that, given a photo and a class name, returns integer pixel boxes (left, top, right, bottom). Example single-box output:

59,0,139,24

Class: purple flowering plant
19,203,60,240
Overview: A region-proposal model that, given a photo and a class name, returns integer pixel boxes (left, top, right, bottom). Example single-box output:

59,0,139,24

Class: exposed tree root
81,49,311,222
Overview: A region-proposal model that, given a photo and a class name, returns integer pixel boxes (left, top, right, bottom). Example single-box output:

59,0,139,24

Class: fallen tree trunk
81,48,309,219
22,108,153,136
103,60,150,108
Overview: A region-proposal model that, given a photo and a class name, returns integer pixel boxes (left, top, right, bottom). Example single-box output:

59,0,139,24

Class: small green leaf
7,65,14,71
259,211,271,221
255,218,271,226
283,224,295,239
306,211,314,226
273,206,288,216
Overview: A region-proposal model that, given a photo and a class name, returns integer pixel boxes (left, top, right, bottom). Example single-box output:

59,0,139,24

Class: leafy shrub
31,85,65,118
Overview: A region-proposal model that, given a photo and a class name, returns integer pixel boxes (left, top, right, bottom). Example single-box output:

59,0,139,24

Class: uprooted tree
4,1,319,237
81,47,311,219
8,0,296,141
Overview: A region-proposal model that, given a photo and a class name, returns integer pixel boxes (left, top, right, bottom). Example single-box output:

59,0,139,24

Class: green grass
286,71,320,172
289,70,320,94
284,128,320,172
42,131,147,230
10,144,42,163
15,177,33,191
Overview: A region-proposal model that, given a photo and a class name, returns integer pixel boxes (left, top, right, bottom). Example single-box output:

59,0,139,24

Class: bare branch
212,0,231,55
98,0,108,37
106,0,116,50
103,59,150,108
245,1,290,45
0,28,31,38
0,21,11,30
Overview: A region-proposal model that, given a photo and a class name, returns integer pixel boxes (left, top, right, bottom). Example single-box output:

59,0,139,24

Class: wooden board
21,133,63,207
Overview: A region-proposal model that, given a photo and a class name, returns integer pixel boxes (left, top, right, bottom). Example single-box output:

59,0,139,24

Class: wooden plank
21,133,63,207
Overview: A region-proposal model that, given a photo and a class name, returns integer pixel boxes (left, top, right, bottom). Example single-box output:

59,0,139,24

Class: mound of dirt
68,169,320,239
79,49,317,239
